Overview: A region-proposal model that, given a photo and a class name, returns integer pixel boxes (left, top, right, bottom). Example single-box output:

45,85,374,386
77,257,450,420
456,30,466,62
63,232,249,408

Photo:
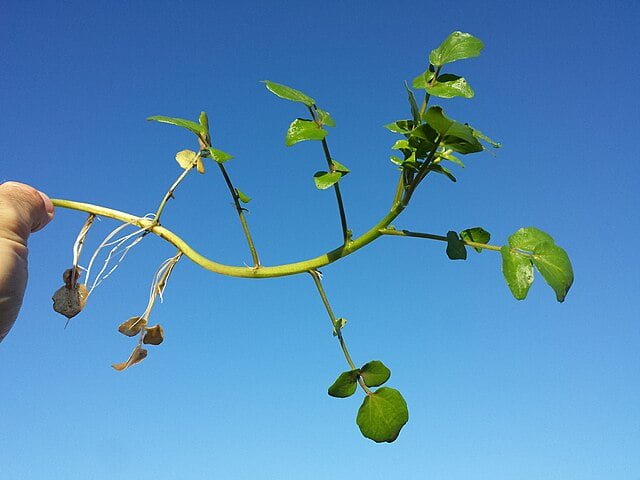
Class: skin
0,182,54,342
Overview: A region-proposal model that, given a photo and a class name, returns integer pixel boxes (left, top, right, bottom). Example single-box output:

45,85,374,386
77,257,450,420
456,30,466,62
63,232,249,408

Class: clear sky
1,1,639,479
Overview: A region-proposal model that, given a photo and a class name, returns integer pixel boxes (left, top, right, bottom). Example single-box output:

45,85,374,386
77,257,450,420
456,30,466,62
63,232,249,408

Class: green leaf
412,68,436,89
262,80,315,107
360,360,391,387
501,246,534,300
436,149,465,168
460,227,491,253
429,31,484,67
384,120,415,134
328,369,359,398
208,147,233,163
426,74,474,99
428,164,457,182
198,111,210,141
331,160,350,173
508,227,554,252
147,115,205,137
404,82,421,124
531,242,574,302
424,107,483,154
446,231,467,260
313,171,342,190
316,108,336,127
285,119,327,146
471,127,502,148
356,387,409,443
332,317,347,336
235,188,251,203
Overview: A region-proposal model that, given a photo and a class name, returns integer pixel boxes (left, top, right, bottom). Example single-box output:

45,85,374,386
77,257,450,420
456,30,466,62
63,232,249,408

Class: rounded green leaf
532,242,574,302
360,360,391,387
508,227,554,252
328,369,359,398
426,74,474,99
262,80,315,107
429,31,484,67
235,188,251,203
316,108,335,127
356,387,409,443
501,246,534,300
446,231,467,260
412,68,436,89
313,171,342,190
460,227,491,253
285,119,327,146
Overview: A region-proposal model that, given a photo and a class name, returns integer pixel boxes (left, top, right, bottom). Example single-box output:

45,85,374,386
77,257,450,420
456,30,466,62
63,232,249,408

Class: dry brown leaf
52,284,88,319
143,324,164,345
118,316,147,337
111,345,148,371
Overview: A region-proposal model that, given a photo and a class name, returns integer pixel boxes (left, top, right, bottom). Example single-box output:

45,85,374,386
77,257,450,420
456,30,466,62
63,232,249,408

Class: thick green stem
216,163,261,267
50,199,406,278
309,270,372,395
379,228,502,252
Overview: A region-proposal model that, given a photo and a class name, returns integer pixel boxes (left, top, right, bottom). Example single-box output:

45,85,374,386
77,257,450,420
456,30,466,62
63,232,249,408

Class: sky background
1,1,639,479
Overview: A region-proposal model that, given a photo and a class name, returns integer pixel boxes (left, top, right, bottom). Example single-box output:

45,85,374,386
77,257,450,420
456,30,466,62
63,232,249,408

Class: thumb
0,182,55,342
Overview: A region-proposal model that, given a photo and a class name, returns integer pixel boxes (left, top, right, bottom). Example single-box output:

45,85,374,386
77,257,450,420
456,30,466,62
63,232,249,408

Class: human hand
0,182,54,342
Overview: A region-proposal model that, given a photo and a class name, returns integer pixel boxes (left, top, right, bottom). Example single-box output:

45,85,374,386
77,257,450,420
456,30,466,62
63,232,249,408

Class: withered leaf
118,316,147,337
111,345,148,371
175,149,197,169
52,284,88,319
143,324,164,345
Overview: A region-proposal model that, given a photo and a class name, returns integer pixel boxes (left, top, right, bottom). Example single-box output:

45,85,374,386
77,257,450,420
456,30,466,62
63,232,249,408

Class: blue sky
1,1,639,479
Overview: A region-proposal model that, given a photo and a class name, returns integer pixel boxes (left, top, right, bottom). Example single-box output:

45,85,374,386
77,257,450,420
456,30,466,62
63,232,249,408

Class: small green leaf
332,317,347,336
412,68,436,89
285,119,327,146
446,231,467,260
501,246,534,300
356,387,409,443
428,164,457,182
263,80,315,107
198,111,210,141
470,127,502,148
208,147,234,163
313,171,342,190
316,108,336,127
425,107,483,154
404,81,421,124
331,160,350,173
328,369,359,398
532,242,574,302
426,74,474,99
508,227,554,252
429,31,484,67
460,227,491,253
391,139,410,150
175,149,197,170
235,188,251,203
147,115,205,137
384,120,415,134
360,360,391,387
437,149,465,168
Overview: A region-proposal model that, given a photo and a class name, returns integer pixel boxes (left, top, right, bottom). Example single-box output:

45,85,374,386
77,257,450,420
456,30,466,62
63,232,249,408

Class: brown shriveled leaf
111,345,148,371
52,284,88,319
118,316,147,337
143,324,165,345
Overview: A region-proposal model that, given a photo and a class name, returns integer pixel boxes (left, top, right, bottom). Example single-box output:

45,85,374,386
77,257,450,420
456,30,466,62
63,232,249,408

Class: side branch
379,228,502,252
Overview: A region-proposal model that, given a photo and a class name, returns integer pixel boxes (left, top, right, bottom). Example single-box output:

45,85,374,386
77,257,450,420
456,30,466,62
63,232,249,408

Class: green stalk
216,162,261,267
309,270,372,395
153,153,200,224
309,106,350,244
51,198,406,278
379,228,502,252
